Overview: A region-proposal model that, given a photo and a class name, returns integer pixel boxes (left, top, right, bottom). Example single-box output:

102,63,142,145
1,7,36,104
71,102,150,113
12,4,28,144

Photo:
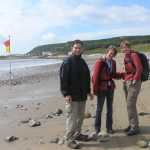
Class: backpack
128,52,150,82
137,52,150,81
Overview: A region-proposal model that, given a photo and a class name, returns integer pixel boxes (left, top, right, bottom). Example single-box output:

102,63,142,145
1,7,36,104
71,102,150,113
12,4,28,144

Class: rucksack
126,52,150,81
137,52,150,81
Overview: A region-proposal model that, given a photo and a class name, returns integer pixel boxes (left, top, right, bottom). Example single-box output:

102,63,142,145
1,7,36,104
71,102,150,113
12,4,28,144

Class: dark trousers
95,90,114,133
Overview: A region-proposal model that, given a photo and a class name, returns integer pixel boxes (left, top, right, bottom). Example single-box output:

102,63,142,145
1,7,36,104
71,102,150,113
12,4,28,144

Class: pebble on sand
28,120,41,127
5,136,19,142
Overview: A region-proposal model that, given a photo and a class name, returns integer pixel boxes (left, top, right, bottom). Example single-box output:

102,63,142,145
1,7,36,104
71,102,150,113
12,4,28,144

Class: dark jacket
60,55,91,101
92,57,117,94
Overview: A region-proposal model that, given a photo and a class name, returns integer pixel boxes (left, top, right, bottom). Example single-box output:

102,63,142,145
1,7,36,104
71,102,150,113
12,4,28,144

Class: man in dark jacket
120,40,143,136
60,39,92,149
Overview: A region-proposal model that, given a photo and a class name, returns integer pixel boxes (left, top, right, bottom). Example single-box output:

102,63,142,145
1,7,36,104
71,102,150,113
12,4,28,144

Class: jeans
95,90,114,133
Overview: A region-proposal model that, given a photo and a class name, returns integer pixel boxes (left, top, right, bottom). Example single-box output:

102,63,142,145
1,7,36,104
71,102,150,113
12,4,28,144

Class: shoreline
0,63,61,86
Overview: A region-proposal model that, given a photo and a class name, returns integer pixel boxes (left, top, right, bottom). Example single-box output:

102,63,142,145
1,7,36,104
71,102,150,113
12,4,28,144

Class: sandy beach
0,55,150,150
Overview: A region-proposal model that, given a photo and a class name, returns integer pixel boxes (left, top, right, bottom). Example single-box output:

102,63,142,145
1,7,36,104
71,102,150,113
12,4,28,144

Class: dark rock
139,112,150,116
16,104,24,109
55,108,63,115
5,136,19,142
46,114,53,119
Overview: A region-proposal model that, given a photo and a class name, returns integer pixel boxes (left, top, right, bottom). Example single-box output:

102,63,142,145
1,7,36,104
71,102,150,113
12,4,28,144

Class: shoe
75,133,89,142
127,128,140,136
124,126,131,132
88,132,98,141
67,140,81,149
107,129,114,134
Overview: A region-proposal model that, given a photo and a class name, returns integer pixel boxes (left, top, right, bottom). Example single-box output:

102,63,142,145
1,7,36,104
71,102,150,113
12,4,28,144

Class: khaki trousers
64,101,86,141
123,80,141,128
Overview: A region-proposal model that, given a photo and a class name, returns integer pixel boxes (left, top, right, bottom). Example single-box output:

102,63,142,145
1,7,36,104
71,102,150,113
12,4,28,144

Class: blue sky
0,0,150,54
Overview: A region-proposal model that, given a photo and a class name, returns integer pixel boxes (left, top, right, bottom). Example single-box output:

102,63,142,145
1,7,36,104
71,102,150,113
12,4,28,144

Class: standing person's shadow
83,126,150,149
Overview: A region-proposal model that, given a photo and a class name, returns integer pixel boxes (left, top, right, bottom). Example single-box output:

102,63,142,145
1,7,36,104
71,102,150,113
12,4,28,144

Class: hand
65,95,72,104
88,93,94,100
132,80,137,86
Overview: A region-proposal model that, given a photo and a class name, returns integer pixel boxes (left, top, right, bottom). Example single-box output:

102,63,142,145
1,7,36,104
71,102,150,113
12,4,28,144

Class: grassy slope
85,43,150,54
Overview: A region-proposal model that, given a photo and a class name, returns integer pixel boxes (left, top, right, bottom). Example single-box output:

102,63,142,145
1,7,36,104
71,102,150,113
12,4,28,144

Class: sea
0,59,62,72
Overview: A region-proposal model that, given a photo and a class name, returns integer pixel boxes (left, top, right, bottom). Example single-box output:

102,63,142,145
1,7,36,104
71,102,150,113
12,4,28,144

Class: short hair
107,45,118,56
71,39,83,47
120,40,131,48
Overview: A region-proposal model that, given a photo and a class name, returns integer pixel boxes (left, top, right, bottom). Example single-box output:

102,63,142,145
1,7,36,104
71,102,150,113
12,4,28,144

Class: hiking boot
127,128,140,136
88,132,98,141
124,126,131,132
75,133,89,142
67,140,81,149
107,129,114,134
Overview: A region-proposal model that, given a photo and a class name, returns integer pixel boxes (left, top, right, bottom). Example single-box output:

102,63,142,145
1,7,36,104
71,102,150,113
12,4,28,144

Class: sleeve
82,59,91,94
59,59,71,97
92,59,103,95
87,64,91,94
112,60,125,79
131,53,143,80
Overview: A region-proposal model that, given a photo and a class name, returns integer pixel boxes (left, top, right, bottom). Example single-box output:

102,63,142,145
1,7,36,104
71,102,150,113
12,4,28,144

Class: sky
0,0,150,54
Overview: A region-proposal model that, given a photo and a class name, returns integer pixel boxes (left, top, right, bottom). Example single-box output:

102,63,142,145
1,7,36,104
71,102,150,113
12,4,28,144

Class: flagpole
8,35,12,87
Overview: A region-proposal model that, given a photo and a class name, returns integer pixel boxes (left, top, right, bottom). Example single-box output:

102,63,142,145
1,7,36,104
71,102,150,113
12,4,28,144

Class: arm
112,60,124,79
92,59,103,95
87,67,91,94
131,53,143,81
60,59,71,97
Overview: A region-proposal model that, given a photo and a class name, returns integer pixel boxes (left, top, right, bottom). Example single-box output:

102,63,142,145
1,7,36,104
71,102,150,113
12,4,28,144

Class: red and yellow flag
4,39,11,53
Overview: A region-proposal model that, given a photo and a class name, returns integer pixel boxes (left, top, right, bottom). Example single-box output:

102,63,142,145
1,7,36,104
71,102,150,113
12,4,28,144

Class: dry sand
0,54,149,150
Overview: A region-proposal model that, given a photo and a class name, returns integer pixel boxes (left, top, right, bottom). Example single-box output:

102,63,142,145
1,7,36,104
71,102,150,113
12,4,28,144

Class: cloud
99,5,150,24
40,32,61,44
71,26,150,41
0,0,149,54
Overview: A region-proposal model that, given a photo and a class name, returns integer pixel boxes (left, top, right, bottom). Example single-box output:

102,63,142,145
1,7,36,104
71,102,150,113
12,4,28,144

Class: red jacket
92,58,117,95
123,51,143,81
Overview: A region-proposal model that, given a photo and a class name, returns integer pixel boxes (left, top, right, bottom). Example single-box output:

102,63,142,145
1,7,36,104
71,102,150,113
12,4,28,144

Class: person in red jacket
92,45,118,134
120,40,143,136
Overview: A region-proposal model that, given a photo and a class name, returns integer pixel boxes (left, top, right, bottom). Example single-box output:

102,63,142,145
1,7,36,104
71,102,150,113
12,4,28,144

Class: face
71,43,83,56
121,44,130,53
106,49,115,60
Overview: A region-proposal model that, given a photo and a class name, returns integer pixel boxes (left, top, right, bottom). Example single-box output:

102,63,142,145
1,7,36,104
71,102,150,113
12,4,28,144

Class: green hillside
28,35,150,56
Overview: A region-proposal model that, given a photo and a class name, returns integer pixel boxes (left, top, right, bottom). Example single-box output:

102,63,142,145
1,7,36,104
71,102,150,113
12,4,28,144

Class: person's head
106,45,117,60
71,39,83,56
120,40,131,53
